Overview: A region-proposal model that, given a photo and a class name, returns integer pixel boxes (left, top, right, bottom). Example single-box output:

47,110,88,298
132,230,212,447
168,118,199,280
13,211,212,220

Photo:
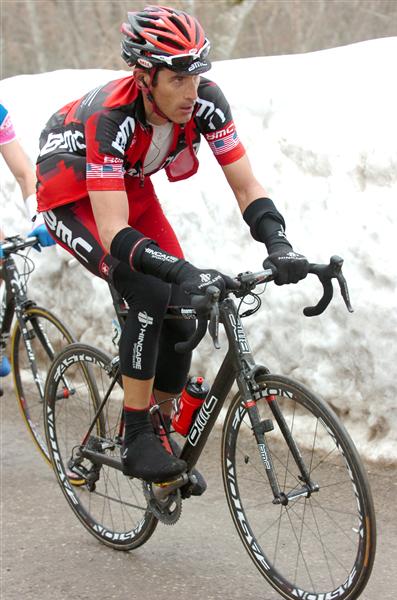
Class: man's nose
184,78,198,101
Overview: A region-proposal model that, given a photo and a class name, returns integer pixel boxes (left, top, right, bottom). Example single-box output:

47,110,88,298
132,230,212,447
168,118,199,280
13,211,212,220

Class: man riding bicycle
36,5,308,489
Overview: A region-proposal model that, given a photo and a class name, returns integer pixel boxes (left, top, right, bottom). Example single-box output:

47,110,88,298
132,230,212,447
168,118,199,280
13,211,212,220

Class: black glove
242,198,309,286
174,264,238,298
263,245,309,286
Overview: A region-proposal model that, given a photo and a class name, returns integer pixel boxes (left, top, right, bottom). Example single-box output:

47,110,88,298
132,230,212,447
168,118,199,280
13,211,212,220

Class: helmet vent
156,35,185,51
168,15,189,39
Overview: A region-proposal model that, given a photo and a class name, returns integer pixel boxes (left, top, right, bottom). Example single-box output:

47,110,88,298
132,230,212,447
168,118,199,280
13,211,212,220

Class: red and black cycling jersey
36,75,246,212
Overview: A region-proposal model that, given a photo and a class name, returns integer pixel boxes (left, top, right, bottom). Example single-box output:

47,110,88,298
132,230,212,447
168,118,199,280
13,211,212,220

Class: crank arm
79,447,123,471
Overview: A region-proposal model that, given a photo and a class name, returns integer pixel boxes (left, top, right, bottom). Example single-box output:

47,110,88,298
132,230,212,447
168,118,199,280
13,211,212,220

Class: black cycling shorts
43,178,194,393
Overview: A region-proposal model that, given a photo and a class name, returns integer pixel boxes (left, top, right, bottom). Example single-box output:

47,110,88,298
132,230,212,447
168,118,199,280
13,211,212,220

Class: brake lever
303,255,354,317
208,302,220,349
336,271,354,313
174,286,220,354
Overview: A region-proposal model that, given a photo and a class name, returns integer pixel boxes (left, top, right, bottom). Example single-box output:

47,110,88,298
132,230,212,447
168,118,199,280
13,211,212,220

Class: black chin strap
140,67,171,122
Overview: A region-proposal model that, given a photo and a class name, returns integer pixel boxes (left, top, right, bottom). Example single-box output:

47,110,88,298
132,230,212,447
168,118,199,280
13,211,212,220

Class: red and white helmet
121,5,211,75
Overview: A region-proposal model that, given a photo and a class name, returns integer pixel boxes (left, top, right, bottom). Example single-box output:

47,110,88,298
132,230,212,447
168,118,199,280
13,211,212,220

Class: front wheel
221,374,376,600
11,305,75,463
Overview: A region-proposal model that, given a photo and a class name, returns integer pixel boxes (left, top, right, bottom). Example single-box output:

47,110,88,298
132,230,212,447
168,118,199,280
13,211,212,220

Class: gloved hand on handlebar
24,194,56,251
173,264,239,299
109,227,238,298
27,222,56,252
242,197,308,286
263,245,309,286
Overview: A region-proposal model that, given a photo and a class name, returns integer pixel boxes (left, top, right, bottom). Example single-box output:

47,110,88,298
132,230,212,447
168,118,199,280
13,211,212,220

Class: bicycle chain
142,482,182,525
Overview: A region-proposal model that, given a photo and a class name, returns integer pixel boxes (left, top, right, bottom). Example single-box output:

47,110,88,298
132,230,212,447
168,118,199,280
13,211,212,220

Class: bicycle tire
11,305,75,463
44,342,158,550
222,374,376,600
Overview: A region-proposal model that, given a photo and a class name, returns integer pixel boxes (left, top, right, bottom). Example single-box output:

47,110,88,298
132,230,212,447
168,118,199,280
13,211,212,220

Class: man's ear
136,73,150,90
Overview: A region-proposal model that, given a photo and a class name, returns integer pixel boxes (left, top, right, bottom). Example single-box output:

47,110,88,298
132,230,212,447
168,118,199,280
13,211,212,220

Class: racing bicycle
43,256,376,600
0,234,75,461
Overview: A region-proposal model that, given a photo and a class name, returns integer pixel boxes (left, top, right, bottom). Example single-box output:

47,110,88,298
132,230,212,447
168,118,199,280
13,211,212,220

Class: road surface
1,378,396,600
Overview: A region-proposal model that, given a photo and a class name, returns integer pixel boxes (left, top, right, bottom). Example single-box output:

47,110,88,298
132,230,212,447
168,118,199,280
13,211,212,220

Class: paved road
1,378,396,600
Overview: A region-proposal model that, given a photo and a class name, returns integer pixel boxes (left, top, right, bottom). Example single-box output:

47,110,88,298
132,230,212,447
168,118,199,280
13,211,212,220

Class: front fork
241,377,319,505
14,304,46,399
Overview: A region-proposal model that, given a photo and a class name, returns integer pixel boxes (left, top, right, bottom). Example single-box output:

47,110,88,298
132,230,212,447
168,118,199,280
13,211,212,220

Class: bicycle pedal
149,473,189,501
153,480,177,488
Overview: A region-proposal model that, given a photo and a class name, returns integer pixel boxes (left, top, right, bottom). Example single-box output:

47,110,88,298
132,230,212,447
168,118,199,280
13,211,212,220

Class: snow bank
1,38,396,461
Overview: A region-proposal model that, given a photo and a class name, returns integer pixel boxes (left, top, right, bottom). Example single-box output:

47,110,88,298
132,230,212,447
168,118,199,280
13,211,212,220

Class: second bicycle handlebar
175,256,354,354
1,235,38,255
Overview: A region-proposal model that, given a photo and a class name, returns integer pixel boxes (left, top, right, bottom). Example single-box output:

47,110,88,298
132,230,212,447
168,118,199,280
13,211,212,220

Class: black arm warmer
110,226,189,282
242,197,292,253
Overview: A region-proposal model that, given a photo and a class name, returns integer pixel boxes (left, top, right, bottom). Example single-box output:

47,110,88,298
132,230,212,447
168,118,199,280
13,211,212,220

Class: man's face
148,68,200,124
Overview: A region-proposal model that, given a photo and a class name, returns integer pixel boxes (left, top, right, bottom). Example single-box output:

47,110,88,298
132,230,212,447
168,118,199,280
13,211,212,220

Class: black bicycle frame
80,291,318,503
177,298,318,503
1,253,54,397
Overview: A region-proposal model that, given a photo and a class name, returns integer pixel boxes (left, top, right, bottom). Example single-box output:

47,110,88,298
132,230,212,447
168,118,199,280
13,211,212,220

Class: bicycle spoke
45,344,157,550
12,307,74,463
223,375,376,600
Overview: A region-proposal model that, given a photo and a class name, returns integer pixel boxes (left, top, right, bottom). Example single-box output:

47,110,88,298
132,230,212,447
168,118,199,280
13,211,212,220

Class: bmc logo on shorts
43,210,93,263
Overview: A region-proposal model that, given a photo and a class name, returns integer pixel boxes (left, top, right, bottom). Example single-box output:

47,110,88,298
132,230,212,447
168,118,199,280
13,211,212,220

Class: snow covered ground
1,37,396,462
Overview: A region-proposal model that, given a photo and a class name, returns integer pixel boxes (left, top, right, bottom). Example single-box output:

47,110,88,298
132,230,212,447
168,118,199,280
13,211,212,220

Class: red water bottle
172,376,209,436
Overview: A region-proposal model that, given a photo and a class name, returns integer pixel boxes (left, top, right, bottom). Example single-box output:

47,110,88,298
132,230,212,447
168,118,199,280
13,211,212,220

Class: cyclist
0,103,55,378
36,6,308,487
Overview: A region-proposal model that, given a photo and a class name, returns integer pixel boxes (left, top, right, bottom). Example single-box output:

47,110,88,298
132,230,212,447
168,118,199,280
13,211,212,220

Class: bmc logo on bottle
172,377,209,437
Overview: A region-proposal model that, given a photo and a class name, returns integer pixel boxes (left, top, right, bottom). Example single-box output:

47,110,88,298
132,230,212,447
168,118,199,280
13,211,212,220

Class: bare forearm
221,155,269,213
16,171,36,200
1,139,36,200
233,181,268,214
89,190,130,251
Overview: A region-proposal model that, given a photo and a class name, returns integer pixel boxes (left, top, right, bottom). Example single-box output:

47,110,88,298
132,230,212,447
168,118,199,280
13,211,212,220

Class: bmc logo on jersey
104,155,123,164
111,116,135,154
39,130,86,156
205,123,235,142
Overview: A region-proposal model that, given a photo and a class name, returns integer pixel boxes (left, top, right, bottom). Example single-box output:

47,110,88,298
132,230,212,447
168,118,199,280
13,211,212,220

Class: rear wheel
222,374,376,600
11,305,74,462
44,343,158,550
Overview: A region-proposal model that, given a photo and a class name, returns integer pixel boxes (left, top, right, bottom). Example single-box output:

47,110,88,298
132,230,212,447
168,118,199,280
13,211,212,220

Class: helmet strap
134,67,171,123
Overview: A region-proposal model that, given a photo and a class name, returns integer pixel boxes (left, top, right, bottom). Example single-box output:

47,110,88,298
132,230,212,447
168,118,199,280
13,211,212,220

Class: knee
115,269,172,317
136,278,171,315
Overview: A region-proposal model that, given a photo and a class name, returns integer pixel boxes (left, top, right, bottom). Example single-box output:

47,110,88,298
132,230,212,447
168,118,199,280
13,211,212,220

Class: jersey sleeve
196,79,245,166
85,109,135,192
0,104,17,145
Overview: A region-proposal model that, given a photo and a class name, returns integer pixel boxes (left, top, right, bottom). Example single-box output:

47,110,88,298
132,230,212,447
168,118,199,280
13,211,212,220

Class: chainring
142,482,182,525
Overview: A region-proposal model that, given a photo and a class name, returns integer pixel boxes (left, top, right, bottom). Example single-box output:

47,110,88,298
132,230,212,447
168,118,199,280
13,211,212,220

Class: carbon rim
222,375,376,600
44,343,157,550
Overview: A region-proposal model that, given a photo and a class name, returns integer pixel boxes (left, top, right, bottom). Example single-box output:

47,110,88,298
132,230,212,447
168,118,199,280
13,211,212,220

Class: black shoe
168,437,207,497
121,431,187,483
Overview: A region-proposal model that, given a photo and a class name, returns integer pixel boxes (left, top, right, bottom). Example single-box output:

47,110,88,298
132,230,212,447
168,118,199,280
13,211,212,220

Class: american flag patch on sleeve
86,162,124,179
205,124,241,156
